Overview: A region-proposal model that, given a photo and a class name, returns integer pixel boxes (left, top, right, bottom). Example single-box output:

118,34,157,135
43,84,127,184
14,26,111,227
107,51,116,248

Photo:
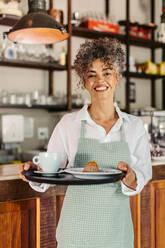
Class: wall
0,0,163,152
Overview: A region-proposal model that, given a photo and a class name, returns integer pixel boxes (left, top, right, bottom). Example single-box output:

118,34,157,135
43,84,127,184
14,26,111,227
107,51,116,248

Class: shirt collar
75,103,130,123
114,102,130,123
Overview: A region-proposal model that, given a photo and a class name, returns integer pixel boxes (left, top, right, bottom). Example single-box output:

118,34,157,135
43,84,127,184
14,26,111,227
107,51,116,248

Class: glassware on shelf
2,40,17,60
32,90,40,105
9,92,16,105
39,94,46,105
71,12,81,26
46,96,54,105
24,93,32,107
54,91,66,106
17,44,27,61
16,93,24,105
1,90,8,104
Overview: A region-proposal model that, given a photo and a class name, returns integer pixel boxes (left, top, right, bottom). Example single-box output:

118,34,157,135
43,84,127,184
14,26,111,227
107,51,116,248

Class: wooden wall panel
140,183,155,248
40,196,56,248
155,187,165,248
130,194,141,248
56,194,65,226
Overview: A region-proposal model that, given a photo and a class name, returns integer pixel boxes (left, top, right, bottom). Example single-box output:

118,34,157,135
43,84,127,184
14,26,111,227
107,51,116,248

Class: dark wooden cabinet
0,179,58,248
0,198,39,248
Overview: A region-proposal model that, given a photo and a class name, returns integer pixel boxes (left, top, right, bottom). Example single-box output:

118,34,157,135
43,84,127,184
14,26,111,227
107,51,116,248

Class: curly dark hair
74,37,125,87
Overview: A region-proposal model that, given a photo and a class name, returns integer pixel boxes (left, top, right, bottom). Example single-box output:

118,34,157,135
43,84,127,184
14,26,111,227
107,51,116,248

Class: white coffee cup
33,152,61,173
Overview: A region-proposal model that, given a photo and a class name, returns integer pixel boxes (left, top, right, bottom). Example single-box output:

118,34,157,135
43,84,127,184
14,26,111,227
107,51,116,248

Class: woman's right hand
19,161,38,182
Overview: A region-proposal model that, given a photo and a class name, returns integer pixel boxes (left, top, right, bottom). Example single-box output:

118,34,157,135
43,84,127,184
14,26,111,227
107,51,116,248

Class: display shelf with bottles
69,0,163,112
72,26,165,49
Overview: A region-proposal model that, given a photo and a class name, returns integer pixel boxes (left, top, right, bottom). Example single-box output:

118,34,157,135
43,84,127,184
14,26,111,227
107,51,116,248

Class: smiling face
84,59,119,103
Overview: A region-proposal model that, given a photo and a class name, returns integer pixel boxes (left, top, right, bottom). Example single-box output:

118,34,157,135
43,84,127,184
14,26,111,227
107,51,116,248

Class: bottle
157,23,165,43
59,45,66,66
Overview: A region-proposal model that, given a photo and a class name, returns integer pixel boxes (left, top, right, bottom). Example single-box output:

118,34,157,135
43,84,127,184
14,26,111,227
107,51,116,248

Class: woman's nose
96,78,104,83
96,74,104,82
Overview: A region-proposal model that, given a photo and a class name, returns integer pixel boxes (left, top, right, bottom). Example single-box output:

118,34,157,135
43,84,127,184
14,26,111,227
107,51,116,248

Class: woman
20,37,152,248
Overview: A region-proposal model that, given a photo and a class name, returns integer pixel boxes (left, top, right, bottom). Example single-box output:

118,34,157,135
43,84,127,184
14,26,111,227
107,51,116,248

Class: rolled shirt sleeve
121,120,152,196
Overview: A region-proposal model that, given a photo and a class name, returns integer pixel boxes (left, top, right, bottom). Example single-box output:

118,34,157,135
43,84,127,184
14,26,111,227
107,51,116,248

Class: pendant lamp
4,0,69,44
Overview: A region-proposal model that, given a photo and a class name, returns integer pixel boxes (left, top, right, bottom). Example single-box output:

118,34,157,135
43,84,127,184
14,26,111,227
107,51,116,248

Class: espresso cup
32,152,61,173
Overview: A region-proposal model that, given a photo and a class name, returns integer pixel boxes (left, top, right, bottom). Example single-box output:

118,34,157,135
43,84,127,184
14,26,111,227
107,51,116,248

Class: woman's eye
88,75,96,78
104,72,111,76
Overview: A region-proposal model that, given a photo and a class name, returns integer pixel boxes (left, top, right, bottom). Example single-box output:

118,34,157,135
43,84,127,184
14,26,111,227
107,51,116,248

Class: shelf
124,72,165,79
0,104,68,111
0,59,67,71
72,27,125,42
0,104,85,111
72,27,165,48
0,14,20,26
128,36,165,48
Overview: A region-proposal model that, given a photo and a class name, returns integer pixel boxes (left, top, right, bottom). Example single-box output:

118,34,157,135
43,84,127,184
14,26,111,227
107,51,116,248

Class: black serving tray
22,170,125,185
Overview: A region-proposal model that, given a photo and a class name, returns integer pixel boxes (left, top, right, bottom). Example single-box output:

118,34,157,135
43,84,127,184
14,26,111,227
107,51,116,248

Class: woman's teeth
95,86,108,91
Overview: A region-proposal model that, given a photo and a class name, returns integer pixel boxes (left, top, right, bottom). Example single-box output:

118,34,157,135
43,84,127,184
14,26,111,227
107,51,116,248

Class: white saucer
33,171,62,177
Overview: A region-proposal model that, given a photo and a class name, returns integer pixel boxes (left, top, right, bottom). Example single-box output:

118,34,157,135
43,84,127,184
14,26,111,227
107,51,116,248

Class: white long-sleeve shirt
30,103,152,196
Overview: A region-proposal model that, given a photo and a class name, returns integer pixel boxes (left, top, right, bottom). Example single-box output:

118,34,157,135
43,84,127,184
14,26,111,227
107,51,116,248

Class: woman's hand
19,161,38,182
117,162,137,190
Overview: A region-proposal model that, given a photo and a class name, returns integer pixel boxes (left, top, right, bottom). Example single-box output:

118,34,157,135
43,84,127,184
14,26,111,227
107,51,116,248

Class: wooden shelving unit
72,26,125,42
0,13,69,111
124,72,165,80
0,59,67,71
0,14,19,26
72,26,165,49
0,104,67,111
70,0,162,112
0,1,163,112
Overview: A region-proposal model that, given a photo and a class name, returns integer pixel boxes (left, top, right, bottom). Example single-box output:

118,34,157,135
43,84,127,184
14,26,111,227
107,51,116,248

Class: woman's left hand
117,162,137,190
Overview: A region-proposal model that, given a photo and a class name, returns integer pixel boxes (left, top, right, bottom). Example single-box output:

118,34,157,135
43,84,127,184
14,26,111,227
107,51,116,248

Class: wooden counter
0,164,165,248
130,165,165,248
0,179,58,248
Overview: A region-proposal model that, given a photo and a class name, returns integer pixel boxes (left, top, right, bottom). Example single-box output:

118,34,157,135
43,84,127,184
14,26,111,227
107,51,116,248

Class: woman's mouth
94,86,109,91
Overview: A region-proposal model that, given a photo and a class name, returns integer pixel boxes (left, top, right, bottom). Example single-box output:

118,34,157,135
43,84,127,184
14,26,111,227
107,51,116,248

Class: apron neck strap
80,120,86,138
121,122,126,141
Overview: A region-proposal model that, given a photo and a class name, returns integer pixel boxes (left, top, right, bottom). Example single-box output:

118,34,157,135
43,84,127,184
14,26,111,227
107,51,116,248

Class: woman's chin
92,91,113,101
